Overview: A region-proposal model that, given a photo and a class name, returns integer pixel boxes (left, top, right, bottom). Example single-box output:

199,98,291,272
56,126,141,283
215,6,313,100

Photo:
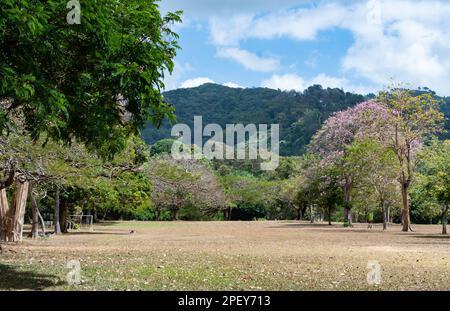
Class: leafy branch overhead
0,0,182,157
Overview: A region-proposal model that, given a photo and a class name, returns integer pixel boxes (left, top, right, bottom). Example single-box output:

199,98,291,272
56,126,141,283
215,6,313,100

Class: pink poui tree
310,101,390,226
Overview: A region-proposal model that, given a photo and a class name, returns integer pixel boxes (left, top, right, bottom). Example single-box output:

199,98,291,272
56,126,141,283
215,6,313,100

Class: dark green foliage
142,84,366,156
0,0,181,157
149,138,176,156
142,84,450,156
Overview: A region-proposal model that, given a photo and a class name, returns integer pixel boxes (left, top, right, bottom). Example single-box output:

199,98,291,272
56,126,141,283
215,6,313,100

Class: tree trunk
344,207,353,226
310,205,314,224
296,208,301,221
387,206,391,224
5,181,30,242
343,178,353,227
29,185,39,239
441,204,448,235
173,208,180,221
54,187,61,235
382,203,387,231
37,208,46,235
382,209,387,231
0,188,10,242
328,206,332,225
60,199,68,233
401,182,411,232
301,207,307,221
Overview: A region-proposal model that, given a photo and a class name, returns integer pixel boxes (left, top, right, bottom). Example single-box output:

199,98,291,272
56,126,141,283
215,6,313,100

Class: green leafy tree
414,140,450,234
0,0,181,156
1,0,181,240
344,139,401,230
147,155,225,221
377,88,445,231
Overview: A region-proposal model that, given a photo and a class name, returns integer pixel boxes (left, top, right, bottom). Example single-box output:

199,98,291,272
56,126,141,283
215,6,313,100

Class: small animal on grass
129,230,136,234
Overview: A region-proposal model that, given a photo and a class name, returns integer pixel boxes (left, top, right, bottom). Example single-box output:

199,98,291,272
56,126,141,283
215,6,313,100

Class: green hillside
141,83,450,156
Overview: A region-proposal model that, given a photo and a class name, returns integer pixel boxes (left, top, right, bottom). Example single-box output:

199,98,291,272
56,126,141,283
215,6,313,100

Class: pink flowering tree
309,101,389,226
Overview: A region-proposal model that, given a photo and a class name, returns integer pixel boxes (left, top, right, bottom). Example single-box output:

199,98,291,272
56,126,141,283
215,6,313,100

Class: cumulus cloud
180,77,215,88
207,3,348,46
204,0,450,95
161,0,450,94
261,74,306,91
216,47,280,72
262,73,377,94
339,1,450,94
223,82,243,88
309,74,348,89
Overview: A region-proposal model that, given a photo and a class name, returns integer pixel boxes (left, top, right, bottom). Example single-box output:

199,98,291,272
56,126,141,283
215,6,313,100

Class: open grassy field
0,221,449,291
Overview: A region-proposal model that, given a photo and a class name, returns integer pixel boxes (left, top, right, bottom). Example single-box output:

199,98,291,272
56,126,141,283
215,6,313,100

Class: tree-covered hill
141,83,450,156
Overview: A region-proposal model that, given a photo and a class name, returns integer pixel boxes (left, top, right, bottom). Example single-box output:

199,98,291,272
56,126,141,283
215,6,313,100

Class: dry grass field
0,221,449,291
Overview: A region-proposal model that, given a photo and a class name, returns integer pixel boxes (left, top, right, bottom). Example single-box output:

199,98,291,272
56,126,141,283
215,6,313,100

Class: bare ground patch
0,221,449,291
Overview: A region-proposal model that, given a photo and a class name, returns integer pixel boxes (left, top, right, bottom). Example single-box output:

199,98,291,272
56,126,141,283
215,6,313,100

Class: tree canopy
0,0,181,157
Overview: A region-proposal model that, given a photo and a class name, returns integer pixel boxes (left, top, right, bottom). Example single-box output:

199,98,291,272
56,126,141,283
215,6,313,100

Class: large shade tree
0,1,181,241
1,0,181,155
377,89,444,232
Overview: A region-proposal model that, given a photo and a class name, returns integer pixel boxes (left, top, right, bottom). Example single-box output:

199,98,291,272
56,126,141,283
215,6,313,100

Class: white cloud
309,74,348,89
339,1,450,94
261,74,306,91
203,0,450,95
216,47,280,72
180,77,215,88
223,82,243,88
210,15,254,46
208,4,348,46
261,73,377,94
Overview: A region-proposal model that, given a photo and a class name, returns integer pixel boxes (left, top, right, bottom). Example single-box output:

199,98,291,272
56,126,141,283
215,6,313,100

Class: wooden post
29,184,39,239
54,187,61,235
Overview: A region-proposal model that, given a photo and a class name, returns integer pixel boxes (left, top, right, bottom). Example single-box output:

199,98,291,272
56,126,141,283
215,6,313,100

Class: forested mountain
141,83,450,156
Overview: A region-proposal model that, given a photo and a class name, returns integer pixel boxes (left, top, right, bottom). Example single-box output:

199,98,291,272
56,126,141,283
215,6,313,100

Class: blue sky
159,0,450,96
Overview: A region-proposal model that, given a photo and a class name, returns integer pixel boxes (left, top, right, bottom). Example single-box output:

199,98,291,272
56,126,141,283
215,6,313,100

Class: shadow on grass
268,223,393,234
268,223,340,229
0,263,63,290
94,221,121,227
411,234,450,239
66,231,132,236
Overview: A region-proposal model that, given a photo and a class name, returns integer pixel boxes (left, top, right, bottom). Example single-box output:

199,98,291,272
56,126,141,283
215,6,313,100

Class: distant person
367,212,374,230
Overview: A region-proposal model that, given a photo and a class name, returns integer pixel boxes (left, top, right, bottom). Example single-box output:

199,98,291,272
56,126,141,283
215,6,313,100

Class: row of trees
0,1,448,242
283,88,447,233
1,88,448,242
143,87,449,235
